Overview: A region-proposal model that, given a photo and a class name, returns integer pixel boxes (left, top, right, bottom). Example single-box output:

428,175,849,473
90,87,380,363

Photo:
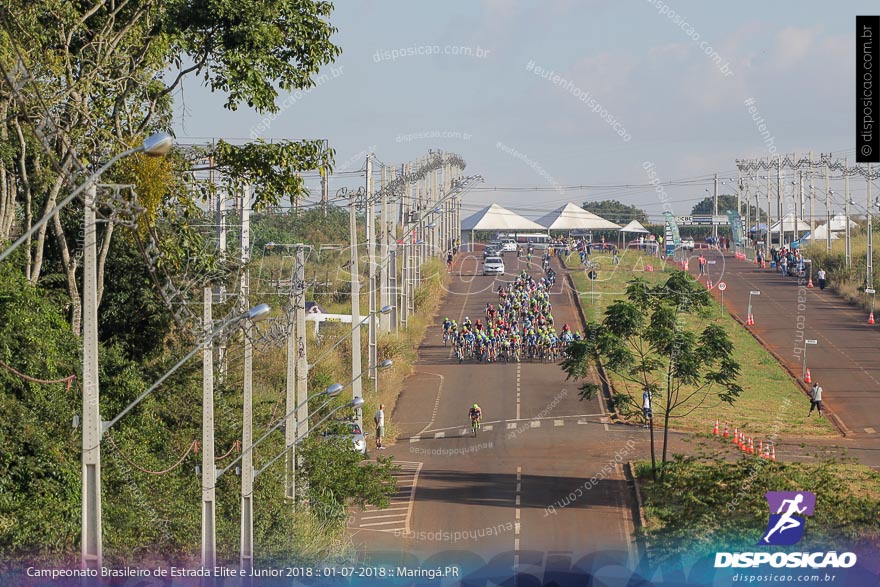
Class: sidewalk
689,250,880,448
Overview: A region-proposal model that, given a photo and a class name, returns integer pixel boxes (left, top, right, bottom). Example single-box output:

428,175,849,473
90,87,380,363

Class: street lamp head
141,132,173,157
350,396,365,409
247,303,271,322
377,359,393,370
379,304,394,315
434,207,442,213
325,383,344,398
426,222,437,229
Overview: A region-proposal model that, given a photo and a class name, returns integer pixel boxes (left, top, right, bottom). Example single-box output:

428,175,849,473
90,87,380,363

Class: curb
623,461,649,566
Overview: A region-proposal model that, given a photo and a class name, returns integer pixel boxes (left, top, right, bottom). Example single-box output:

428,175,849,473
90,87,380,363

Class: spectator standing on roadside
698,254,707,275
817,268,827,290
374,404,386,450
808,383,823,417
642,389,652,428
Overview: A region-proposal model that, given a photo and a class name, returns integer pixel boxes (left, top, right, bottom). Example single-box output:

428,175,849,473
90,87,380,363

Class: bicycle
471,417,480,437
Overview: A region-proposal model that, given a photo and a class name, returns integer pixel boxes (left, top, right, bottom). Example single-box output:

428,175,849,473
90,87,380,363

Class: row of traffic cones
713,419,777,460
706,278,713,290
746,313,755,325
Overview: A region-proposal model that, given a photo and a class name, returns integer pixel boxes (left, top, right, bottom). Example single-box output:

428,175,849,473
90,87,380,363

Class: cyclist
469,403,482,428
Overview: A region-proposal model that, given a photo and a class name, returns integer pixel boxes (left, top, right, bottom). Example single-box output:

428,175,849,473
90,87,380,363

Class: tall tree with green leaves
0,0,341,332
582,200,648,224
562,272,742,480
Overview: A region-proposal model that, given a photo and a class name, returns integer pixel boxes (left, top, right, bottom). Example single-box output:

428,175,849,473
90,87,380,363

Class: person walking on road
374,404,386,450
808,383,823,417
817,268,827,290
642,389,653,428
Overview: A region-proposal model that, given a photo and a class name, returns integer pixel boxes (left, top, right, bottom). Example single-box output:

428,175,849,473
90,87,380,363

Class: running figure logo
759,491,816,546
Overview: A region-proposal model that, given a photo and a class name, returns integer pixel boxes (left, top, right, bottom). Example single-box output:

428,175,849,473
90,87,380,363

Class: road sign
718,282,727,291
707,260,717,264
750,290,761,295
866,288,876,294
805,339,818,344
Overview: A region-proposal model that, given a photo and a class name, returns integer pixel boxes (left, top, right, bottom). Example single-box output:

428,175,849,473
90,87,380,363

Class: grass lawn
635,456,880,565
563,249,835,437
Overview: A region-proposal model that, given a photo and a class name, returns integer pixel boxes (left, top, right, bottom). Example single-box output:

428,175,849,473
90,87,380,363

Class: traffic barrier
804,368,812,383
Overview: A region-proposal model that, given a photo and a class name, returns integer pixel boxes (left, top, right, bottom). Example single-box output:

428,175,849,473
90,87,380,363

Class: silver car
323,420,368,456
482,256,505,275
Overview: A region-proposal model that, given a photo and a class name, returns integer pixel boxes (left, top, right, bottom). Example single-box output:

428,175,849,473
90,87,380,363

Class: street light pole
201,287,216,569
868,163,874,292
845,158,852,268
350,184,364,434
240,185,254,572
78,133,173,570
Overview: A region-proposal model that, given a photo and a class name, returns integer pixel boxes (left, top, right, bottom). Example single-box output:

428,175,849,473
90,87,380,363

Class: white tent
536,203,620,231
619,219,650,234
461,203,545,231
769,213,811,234
808,223,840,241
829,214,859,232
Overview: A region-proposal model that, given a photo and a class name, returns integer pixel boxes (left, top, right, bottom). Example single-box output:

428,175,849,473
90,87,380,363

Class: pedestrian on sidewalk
808,383,823,417
374,404,386,449
817,268,827,290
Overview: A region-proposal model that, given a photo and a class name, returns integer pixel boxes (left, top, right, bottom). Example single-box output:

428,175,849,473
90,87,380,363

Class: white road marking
409,436,420,443
865,427,876,434
434,431,445,439
483,424,493,431
554,419,564,426
529,420,540,428
507,422,518,429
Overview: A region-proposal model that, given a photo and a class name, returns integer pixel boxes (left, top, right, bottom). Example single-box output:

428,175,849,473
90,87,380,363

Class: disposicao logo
715,491,858,569
760,491,815,546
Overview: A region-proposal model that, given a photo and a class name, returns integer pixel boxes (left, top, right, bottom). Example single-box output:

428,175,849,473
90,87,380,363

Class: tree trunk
52,209,81,335
96,221,114,307
30,174,66,284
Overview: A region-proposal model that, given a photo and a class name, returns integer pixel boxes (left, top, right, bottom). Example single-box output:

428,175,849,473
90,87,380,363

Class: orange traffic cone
807,276,814,288
713,419,719,436
758,439,764,458
723,422,729,438
770,445,776,461
762,259,766,269
869,312,875,325
732,427,738,444
804,368,812,383
747,314,754,325
747,436,754,454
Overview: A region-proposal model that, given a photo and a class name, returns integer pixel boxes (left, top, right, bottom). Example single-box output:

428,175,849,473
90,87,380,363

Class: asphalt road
347,253,643,583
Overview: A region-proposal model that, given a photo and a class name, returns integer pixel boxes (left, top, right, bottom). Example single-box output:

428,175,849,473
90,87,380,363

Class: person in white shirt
817,269,827,291
374,404,386,449
642,390,652,428
809,383,823,417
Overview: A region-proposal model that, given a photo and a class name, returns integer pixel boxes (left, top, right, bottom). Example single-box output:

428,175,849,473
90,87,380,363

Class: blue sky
172,0,879,221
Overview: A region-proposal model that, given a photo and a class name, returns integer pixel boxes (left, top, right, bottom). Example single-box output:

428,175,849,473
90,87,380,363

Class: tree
0,0,341,332
691,194,766,221
562,272,742,480
582,200,648,224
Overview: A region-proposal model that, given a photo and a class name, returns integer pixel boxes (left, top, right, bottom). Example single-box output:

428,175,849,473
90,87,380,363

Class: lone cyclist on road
469,403,482,429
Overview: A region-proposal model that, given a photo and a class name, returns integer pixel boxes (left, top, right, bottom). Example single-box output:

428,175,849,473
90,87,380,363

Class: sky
171,0,880,222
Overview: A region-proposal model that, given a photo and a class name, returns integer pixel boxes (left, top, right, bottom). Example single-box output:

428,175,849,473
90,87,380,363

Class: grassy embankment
635,456,880,566
563,249,834,437
803,227,880,312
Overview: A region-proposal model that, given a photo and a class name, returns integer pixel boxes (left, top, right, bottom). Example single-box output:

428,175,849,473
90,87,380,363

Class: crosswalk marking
484,424,493,431
554,419,564,427
434,431,445,439
865,427,876,434
529,420,540,428
507,422,517,429
352,461,422,534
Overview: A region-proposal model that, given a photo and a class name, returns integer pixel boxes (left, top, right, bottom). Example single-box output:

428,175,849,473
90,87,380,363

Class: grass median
563,249,835,437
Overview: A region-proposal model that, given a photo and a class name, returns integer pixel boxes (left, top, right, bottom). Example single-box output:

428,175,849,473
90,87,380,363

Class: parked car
501,239,518,252
680,238,695,250
322,419,368,457
482,256,505,275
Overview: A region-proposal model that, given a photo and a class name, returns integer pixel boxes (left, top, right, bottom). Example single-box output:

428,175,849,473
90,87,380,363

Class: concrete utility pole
284,253,298,500
777,157,784,246
294,246,308,490
350,174,364,433
845,158,852,268
201,287,216,569
239,185,254,572
366,157,378,393
868,163,874,291
713,173,719,240
321,165,329,216
380,165,390,333
389,166,398,333
82,182,102,570
217,191,228,384
766,162,771,249
825,154,832,252
798,171,805,243
808,152,815,233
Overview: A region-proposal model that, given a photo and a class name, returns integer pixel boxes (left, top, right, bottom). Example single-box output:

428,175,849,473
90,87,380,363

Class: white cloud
771,27,820,68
